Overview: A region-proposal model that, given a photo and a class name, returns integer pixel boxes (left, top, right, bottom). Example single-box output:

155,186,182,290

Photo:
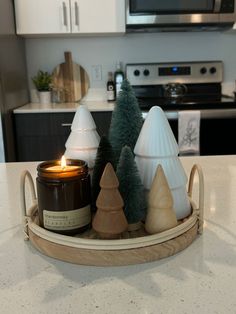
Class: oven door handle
164,109,236,120
213,0,222,13
200,109,236,119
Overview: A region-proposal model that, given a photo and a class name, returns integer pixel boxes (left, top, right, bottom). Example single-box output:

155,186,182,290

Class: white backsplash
82,88,107,101
25,32,236,92
222,81,235,96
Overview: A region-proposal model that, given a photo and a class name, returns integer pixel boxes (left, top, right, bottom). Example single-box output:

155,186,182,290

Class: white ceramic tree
134,106,191,220
64,105,100,169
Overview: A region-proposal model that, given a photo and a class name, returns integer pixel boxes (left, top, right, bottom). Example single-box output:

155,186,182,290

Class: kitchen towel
178,110,201,155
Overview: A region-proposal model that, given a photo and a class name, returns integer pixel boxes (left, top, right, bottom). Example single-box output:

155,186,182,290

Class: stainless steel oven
126,0,236,31
126,61,236,155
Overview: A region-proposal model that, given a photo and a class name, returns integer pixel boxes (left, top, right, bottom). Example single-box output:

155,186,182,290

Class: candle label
43,205,91,231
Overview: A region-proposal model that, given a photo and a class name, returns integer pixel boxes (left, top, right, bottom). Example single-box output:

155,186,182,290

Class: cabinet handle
61,123,72,127
75,2,79,26
214,0,221,12
62,2,68,26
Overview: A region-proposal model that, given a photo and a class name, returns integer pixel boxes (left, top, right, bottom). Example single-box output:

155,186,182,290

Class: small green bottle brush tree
91,136,115,211
116,146,147,230
109,79,143,167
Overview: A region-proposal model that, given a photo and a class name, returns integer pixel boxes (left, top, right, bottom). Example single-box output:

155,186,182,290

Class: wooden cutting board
52,51,89,102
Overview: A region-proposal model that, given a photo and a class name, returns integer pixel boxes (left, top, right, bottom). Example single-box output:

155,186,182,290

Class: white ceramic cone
134,105,191,220
71,105,97,131
64,104,100,170
134,106,179,157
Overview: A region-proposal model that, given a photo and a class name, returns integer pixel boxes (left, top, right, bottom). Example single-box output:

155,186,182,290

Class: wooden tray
20,164,204,266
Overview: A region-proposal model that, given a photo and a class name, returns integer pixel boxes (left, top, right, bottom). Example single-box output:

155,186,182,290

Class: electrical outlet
91,65,102,81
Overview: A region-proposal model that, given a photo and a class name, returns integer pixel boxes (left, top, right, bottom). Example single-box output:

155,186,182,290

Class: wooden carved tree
91,136,115,211
116,146,146,230
109,79,143,166
145,165,178,234
92,163,128,239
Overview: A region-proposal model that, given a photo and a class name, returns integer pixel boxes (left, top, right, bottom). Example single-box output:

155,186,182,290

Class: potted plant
32,70,52,104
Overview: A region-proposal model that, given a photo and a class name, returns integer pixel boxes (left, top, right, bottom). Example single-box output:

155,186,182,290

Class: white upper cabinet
14,0,125,36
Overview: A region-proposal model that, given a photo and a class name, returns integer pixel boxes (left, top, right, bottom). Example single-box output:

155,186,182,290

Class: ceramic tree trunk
64,105,100,169
145,165,178,234
92,163,128,239
134,106,191,220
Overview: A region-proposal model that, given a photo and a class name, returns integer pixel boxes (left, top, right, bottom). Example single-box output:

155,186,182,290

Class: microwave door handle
214,0,222,12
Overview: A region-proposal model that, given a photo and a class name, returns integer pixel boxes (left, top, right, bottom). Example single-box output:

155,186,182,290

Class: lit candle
36,157,91,235
46,155,79,172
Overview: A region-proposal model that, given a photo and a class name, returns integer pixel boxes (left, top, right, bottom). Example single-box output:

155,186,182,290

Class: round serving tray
21,164,204,266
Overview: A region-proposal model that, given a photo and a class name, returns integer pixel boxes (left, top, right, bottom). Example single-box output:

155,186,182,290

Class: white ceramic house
65,105,100,169
134,106,191,220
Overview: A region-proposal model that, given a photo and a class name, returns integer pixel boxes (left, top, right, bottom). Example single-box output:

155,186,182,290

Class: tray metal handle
188,164,204,234
20,170,37,240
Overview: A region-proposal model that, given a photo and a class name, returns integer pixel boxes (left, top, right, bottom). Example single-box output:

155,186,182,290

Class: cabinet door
14,0,71,35
71,0,125,34
14,113,74,161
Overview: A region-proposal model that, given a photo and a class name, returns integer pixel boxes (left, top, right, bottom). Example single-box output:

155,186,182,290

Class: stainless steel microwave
126,0,236,32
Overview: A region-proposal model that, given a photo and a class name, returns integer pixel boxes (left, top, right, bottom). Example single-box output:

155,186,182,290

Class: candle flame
61,155,67,169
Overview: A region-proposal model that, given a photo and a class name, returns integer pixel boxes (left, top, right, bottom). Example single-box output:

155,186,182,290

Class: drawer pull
61,123,72,127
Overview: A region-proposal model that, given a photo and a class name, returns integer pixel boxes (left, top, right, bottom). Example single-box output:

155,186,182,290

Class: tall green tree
109,79,143,166
116,146,147,226
91,136,115,211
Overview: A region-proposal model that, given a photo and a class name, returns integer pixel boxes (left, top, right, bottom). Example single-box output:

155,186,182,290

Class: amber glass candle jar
36,158,91,235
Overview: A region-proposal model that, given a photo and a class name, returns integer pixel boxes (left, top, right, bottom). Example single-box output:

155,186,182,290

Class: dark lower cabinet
14,111,112,161
168,116,236,156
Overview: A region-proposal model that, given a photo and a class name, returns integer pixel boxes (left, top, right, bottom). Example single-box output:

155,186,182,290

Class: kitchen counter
1,155,236,314
14,101,236,120
13,101,115,113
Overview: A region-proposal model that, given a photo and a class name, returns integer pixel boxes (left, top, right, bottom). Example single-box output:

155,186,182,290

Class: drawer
14,113,75,136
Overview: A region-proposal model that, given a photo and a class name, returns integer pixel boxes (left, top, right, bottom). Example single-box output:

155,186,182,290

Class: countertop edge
13,101,115,114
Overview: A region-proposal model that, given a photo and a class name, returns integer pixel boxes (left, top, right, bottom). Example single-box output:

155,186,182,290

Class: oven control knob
200,67,207,74
134,70,140,76
210,67,217,74
143,69,150,76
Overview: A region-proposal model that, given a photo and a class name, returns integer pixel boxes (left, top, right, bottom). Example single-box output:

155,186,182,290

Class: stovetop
126,61,236,111
137,95,236,111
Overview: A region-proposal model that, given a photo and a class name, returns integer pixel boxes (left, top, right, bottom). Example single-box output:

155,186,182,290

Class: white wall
25,31,236,92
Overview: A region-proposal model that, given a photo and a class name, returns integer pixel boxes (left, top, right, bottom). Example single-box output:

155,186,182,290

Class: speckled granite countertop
1,155,236,314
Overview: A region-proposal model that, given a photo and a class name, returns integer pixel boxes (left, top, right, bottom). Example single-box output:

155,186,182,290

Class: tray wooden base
28,222,198,266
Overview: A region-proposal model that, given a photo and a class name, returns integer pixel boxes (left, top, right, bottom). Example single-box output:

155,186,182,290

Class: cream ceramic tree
64,105,100,169
134,106,191,220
